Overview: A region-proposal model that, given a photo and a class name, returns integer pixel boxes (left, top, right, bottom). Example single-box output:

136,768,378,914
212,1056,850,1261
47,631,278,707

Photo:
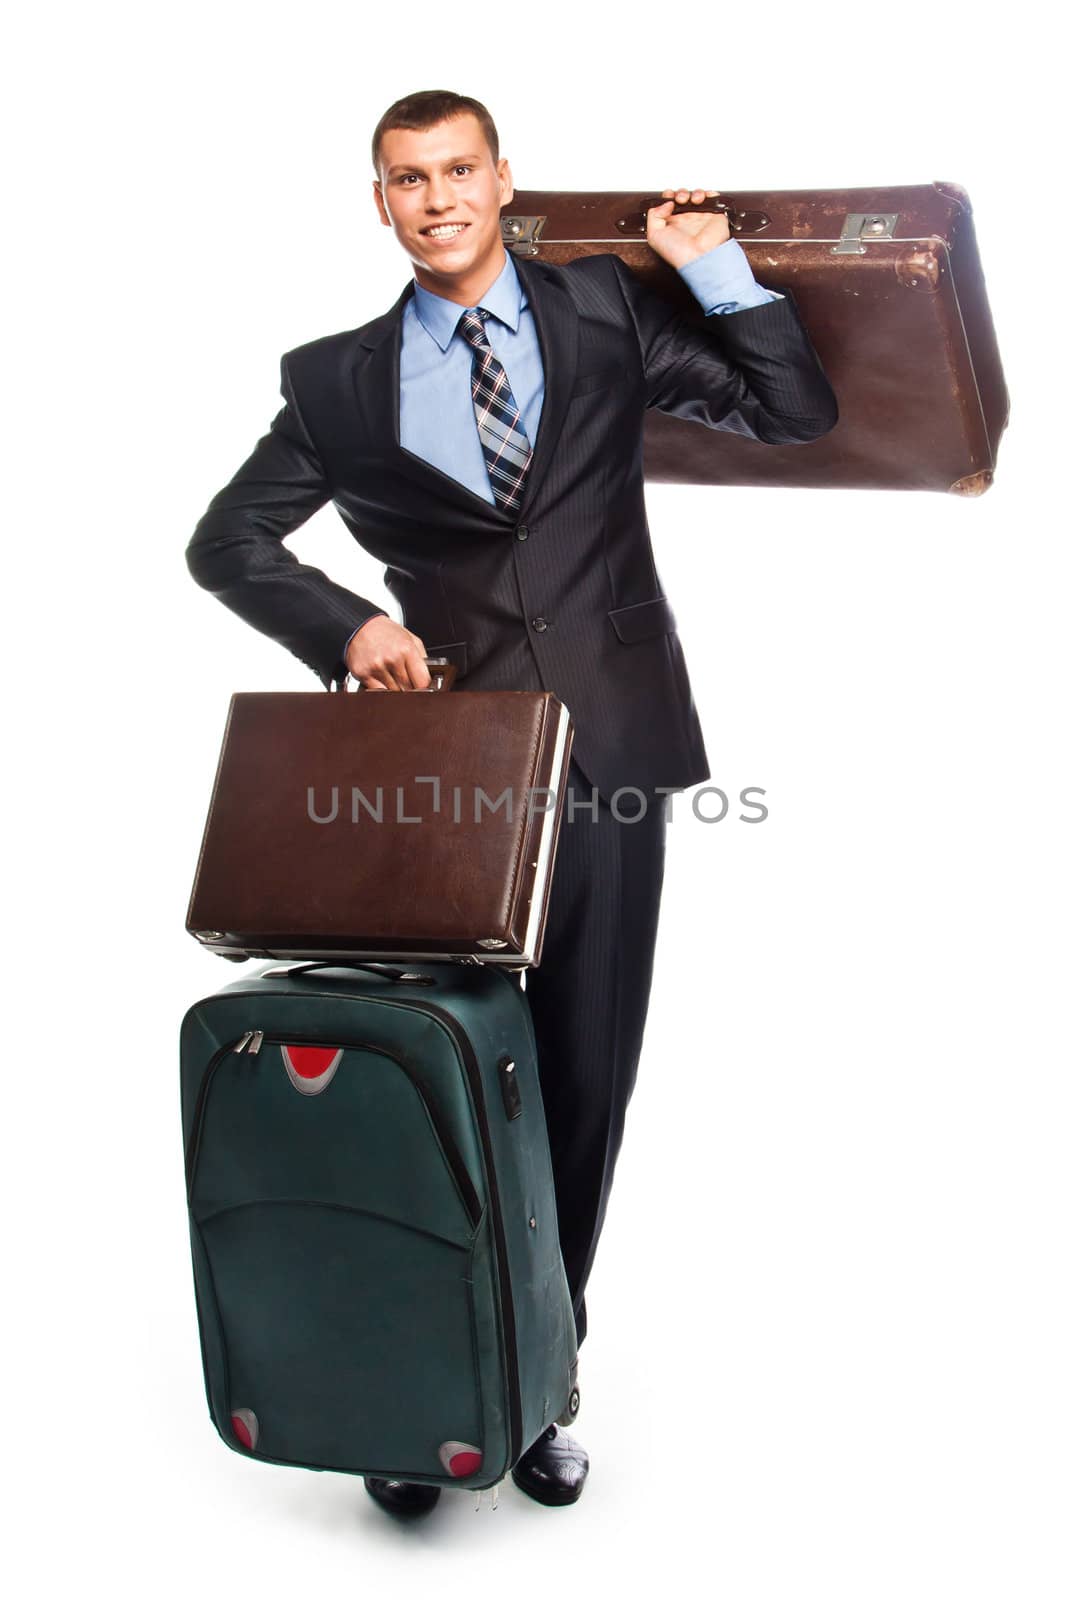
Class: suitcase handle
263,961,439,986
339,656,458,694
617,195,770,237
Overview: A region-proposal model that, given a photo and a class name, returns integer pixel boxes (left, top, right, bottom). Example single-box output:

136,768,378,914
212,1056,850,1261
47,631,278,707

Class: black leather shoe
510,1423,589,1506
364,1476,442,1518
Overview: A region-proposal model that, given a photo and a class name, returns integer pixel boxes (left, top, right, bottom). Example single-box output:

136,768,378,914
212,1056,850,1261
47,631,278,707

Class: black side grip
498,1055,523,1121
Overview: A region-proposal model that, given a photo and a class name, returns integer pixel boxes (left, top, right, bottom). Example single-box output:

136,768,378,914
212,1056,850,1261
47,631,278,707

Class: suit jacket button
516,524,530,540
531,616,548,632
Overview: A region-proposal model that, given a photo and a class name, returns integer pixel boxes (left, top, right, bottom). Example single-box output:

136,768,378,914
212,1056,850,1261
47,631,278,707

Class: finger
391,652,419,692
397,646,432,691
408,650,433,691
372,658,403,691
391,648,430,692
402,635,428,690
387,654,411,691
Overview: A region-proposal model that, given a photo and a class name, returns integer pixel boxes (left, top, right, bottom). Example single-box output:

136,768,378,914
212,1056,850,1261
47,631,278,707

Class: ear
372,181,391,228
497,157,514,208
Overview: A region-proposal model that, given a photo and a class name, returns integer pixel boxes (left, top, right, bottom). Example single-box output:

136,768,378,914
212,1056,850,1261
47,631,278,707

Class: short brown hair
371,90,500,178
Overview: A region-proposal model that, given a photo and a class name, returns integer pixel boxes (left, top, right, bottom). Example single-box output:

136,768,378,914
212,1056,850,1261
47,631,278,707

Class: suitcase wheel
555,1385,580,1426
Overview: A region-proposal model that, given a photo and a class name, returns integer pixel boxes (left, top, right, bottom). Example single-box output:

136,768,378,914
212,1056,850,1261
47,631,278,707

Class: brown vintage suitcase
504,183,1008,495
186,665,574,967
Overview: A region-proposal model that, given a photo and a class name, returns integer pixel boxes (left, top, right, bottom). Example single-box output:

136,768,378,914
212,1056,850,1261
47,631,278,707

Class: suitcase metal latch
500,214,546,255
832,213,900,254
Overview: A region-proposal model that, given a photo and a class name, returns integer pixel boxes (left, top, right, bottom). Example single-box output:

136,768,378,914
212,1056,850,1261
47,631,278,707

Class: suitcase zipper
387,992,526,1470
186,1029,480,1228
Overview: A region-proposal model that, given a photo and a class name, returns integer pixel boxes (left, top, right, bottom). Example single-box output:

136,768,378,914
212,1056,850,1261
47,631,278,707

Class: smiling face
373,112,514,305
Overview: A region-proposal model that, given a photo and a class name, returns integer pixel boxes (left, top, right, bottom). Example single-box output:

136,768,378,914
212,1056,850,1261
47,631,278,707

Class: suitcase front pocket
187,1035,491,1479
187,1034,480,1233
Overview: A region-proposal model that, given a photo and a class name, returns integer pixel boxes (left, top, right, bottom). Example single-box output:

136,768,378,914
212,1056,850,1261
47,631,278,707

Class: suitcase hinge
832,212,900,254
500,214,546,255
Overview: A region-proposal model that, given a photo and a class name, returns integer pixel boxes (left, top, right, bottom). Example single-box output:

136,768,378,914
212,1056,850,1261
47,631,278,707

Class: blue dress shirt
345,239,781,663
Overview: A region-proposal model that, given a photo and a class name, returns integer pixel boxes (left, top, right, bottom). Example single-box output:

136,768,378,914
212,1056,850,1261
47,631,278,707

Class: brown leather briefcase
186,665,574,967
504,183,1008,494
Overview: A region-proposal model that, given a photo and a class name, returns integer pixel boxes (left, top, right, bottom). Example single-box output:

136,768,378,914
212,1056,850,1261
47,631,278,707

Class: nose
424,173,456,213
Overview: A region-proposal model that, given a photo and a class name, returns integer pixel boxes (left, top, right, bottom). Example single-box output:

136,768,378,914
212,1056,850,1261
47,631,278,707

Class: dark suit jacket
187,250,837,795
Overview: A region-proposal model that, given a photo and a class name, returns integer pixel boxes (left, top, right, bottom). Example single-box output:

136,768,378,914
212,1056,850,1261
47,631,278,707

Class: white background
7,2,1065,1595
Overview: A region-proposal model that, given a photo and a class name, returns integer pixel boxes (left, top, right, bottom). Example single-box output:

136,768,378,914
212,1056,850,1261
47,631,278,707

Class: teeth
425,224,467,238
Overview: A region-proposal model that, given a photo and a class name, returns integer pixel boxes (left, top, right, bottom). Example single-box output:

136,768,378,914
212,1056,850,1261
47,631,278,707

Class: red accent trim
284,1044,342,1079
231,1410,258,1450
439,1441,483,1477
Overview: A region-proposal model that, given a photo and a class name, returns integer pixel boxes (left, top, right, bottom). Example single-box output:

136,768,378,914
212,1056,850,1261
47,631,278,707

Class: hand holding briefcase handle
338,640,458,694
343,612,458,693
343,656,457,694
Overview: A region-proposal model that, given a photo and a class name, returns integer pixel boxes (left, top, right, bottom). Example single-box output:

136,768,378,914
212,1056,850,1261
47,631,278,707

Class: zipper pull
232,1031,254,1054
247,1030,265,1056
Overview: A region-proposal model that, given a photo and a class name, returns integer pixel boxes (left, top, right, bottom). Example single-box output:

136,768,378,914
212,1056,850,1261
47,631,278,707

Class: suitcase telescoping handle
338,655,458,694
617,194,770,238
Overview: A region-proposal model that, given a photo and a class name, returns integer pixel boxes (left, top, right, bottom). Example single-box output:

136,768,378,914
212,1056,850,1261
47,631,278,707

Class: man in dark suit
187,88,837,1516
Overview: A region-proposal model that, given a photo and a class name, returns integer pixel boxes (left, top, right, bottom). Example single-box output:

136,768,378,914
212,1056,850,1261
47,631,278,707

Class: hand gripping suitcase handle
617,194,769,237
339,656,458,693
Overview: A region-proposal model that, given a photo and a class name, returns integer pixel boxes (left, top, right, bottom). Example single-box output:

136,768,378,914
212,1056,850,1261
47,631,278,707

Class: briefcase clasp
832,212,900,254
500,214,546,255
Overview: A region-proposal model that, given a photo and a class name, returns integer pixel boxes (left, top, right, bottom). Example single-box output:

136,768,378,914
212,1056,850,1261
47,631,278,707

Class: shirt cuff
677,237,783,315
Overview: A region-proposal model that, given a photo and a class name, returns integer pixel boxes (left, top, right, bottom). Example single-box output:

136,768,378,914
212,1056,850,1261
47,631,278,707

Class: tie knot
458,307,491,348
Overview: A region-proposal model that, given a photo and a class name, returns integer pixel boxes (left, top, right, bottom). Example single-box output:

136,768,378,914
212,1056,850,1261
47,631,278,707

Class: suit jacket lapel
352,281,500,522
353,251,578,524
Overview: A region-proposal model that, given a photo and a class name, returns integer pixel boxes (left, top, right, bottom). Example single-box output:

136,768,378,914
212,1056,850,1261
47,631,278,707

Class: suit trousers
520,759,670,1350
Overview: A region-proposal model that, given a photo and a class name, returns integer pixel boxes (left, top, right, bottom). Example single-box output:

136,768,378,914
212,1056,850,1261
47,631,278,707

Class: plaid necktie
457,307,532,513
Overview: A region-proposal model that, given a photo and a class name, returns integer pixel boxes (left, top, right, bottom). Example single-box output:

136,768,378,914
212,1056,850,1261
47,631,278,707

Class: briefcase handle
616,194,770,237
339,656,458,694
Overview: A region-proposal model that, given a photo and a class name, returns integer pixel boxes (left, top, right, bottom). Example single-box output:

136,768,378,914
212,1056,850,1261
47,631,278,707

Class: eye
453,165,471,175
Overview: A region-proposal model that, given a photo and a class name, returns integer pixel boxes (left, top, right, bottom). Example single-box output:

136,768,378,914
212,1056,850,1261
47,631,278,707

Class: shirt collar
411,250,525,352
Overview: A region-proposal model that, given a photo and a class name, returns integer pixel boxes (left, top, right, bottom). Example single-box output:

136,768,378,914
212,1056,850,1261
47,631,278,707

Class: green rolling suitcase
180,958,579,1493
